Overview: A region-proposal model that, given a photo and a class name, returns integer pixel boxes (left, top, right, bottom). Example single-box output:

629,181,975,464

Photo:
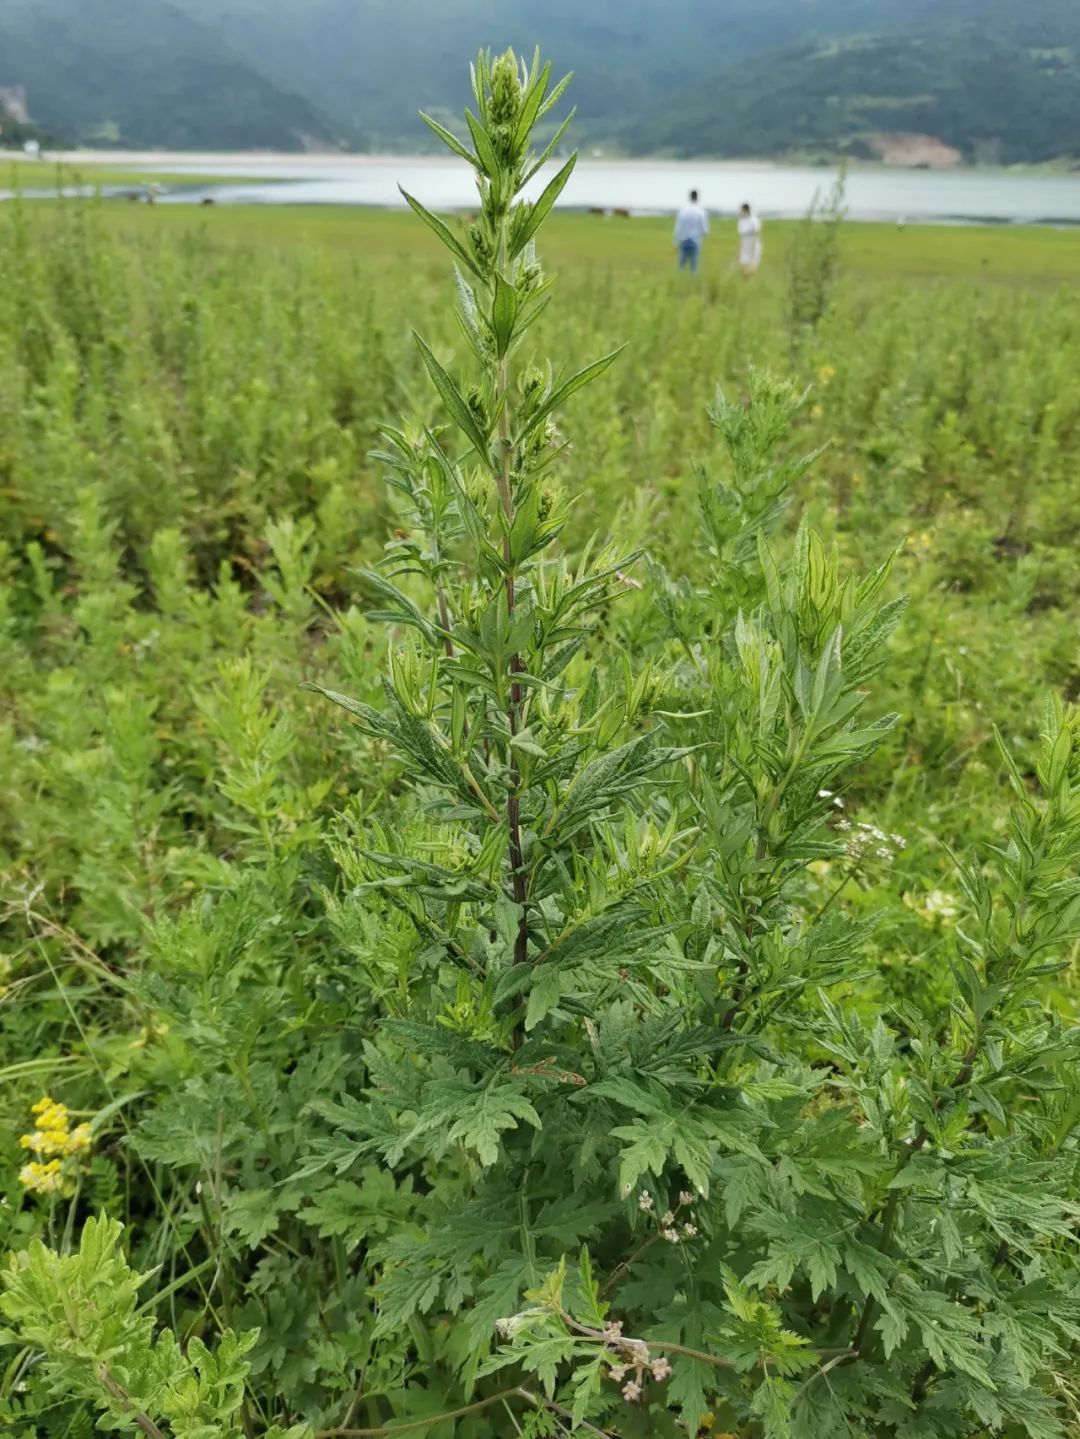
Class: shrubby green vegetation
1,52,1079,1439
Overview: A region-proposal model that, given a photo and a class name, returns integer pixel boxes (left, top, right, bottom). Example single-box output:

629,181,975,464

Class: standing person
674,189,709,273
737,202,763,276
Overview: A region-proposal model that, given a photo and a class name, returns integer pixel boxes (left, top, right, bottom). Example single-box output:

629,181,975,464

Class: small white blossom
682,1222,698,1238
622,1381,642,1403
662,1210,675,1226
651,1357,673,1382
608,1364,627,1383
678,1190,693,1206
662,1226,680,1244
638,1191,653,1212
906,889,959,924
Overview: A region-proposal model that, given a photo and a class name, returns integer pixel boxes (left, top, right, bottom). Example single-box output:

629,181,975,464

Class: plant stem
314,1386,524,1437
493,227,528,969
97,1367,166,1439
852,1039,979,1356
517,1388,614,1437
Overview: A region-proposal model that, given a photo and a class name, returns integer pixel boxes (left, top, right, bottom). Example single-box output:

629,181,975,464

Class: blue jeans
678,239,700,273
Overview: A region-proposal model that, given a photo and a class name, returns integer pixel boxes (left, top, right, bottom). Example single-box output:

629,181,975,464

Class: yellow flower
817,363,836,384
810,403,824,421
20,1127,67,1156
67,1123,92,1154
18,1159,66,1195
18,1096,93,1189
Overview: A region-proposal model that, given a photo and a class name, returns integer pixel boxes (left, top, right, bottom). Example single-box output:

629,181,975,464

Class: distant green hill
174,0,1080,153
627,30,1080,165
2,0,1079,157
0,0,345,150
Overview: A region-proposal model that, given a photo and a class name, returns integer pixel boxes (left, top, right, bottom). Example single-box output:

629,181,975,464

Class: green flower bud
469,223,492,264
465,384,488,429
489,50,522,126
521,367,545,400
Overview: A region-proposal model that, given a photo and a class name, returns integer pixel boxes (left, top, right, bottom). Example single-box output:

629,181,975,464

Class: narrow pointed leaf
514,60,552,150
419,112,478,167
512,154,576,257
464,109,500,178
400,188,482,277
519,347,625,441
538,71,573,119
415,335,491,457
522,109,576,187
491,272,519,357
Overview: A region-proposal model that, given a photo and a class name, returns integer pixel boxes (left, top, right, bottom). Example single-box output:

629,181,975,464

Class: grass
69,201,1080,282
6,161,269,189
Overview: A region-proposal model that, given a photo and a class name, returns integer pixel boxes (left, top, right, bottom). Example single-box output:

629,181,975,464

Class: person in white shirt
674,189,709,273
738,203,763,276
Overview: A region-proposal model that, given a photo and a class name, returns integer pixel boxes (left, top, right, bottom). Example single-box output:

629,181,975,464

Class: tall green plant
786,167,847,349
2,49,1077,1439
301,49,1080,1439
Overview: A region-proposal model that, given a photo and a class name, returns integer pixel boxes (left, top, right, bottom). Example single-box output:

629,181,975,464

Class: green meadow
1,135,1077,1439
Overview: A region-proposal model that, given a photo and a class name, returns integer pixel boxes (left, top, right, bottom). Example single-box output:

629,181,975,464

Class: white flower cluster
635,1189,699,1245
835,818,906,864
904,888,959,924
607,1340,673,1403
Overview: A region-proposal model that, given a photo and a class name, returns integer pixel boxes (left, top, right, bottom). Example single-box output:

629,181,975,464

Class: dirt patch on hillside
869,133,963,167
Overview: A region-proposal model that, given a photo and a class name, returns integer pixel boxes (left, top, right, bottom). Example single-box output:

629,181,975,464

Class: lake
9,152,1080,225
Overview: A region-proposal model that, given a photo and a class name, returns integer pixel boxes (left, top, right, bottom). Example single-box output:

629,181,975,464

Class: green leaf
514,60,553,150
464,108,500,178
612,1120,669,1191
519,345,625,441
491,271,519,358
400,189,483,278
446,1086,542,1167
419,112,477,167
415,335,491,457
521,107,577,187
524,965,566,1031
511,154,577,257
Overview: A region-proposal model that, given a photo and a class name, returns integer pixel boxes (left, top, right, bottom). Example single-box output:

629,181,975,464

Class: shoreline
6,149,1077,178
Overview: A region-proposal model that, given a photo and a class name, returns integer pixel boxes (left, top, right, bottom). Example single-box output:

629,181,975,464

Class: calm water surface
9,153,1080,224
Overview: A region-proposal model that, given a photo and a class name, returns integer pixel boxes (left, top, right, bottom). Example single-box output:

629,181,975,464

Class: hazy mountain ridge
2,0,1078,159
0,0,346,150
629,29,1080,165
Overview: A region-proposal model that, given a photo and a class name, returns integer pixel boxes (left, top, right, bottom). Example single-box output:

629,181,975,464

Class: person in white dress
737,203,763,277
